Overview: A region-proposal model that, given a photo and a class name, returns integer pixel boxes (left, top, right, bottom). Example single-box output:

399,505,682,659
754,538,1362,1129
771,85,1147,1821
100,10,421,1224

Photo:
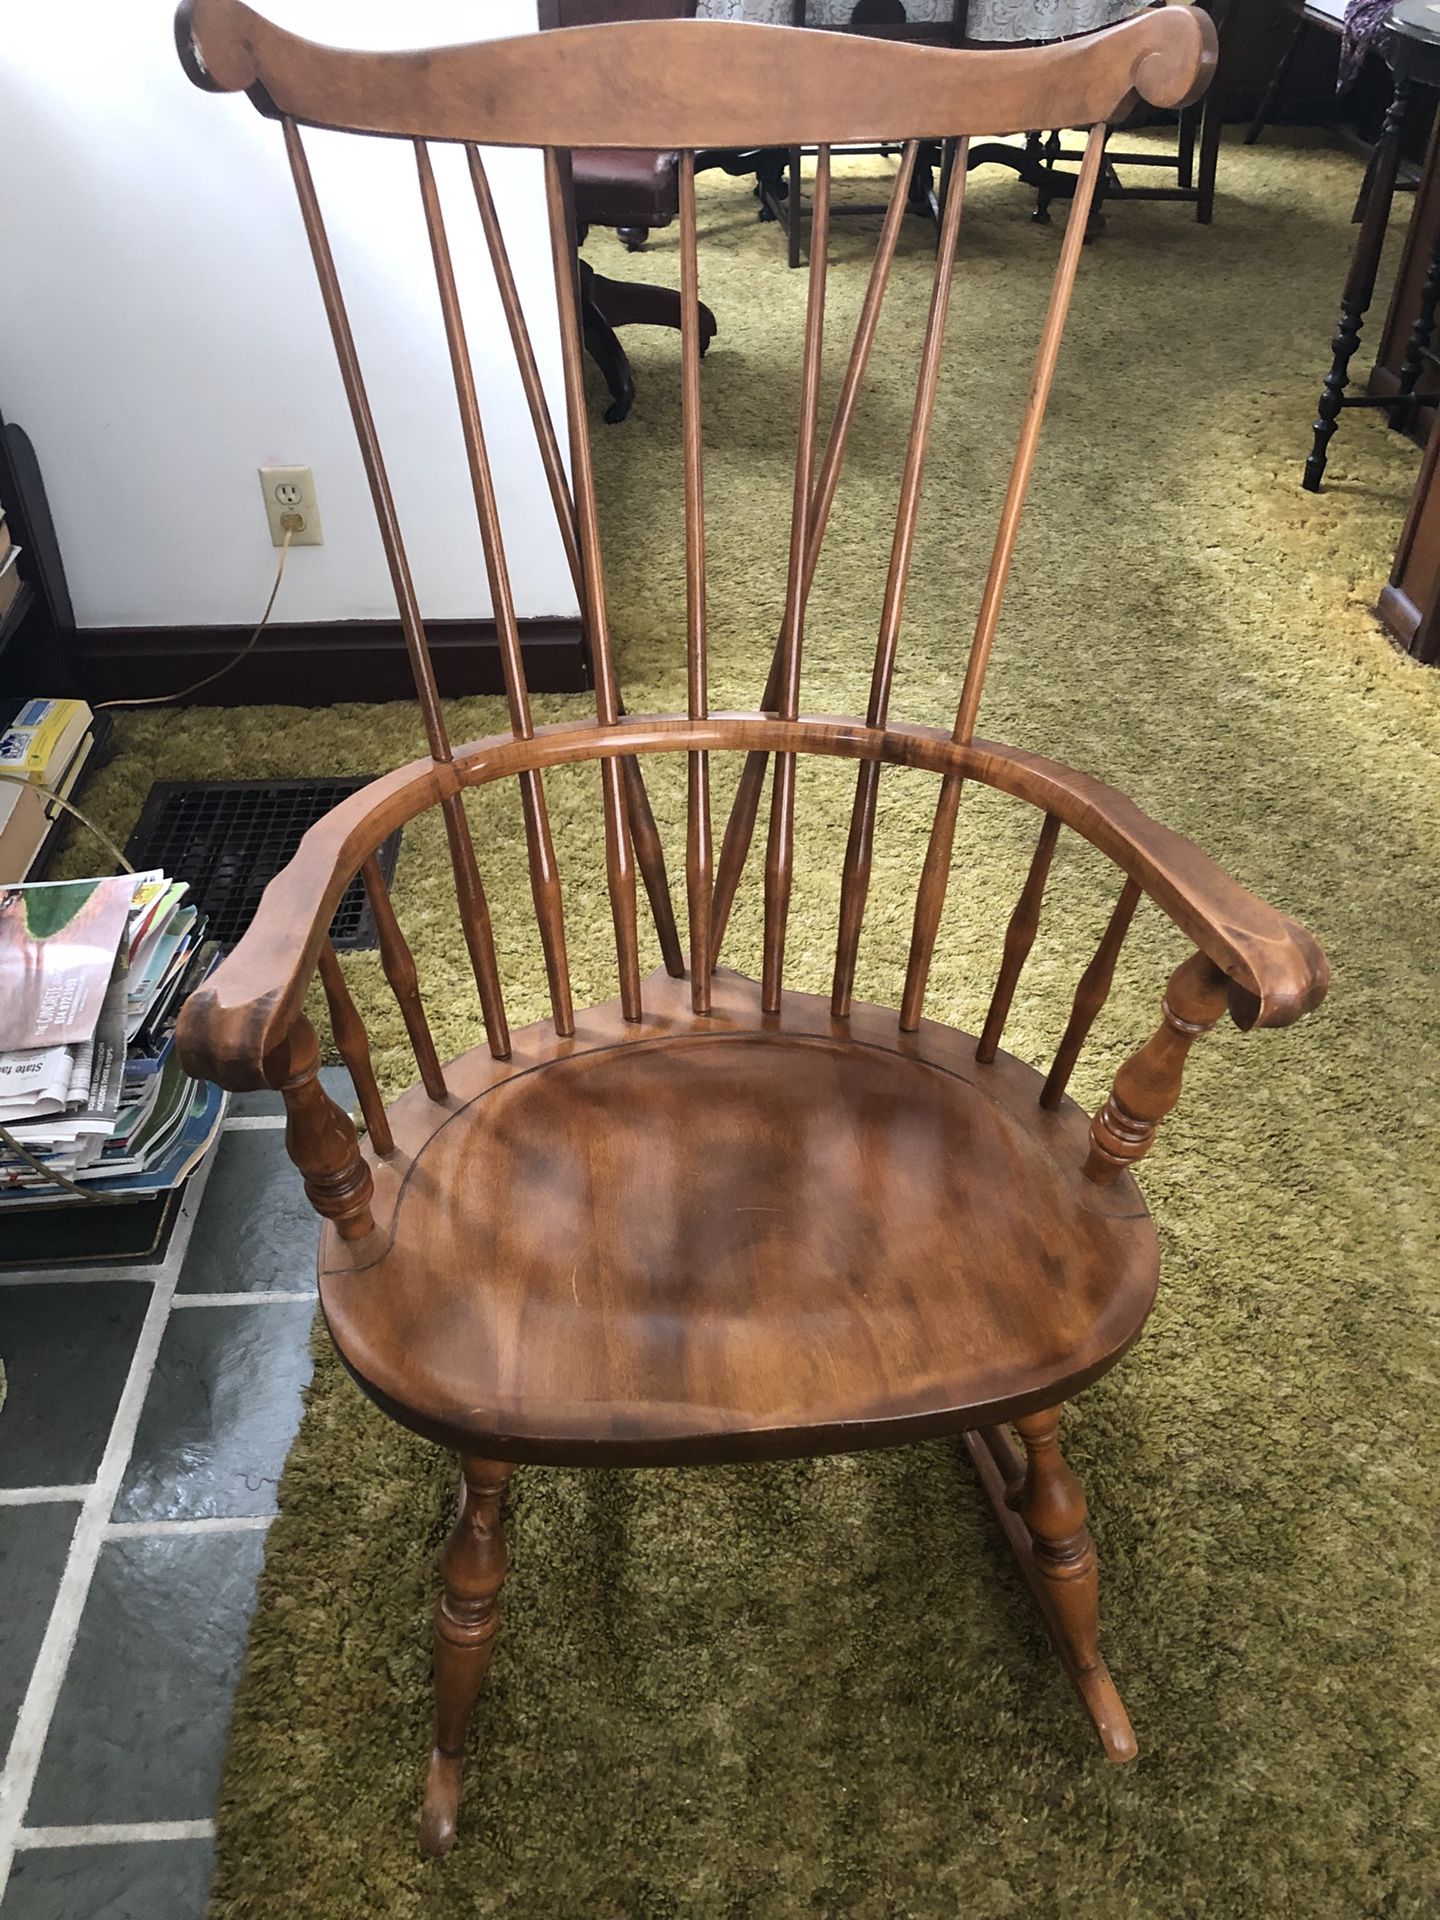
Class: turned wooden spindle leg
963,1409,1135,1763
1303,75,1409,492
1083,950,1230,1187
419,1457,514,1858
268,1016,374,1240
1012,1408,1102,1680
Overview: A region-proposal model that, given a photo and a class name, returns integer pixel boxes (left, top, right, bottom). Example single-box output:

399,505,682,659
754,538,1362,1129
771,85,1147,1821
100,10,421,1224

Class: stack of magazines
0,872,225,1205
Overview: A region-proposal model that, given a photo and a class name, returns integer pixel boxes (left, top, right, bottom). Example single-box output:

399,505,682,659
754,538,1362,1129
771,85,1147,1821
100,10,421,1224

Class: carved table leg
1392,216,1440,431
419,1457,514,1858
1032,130,1062,226
1304,76,1409,492
963,1412,1136,1763
754,147,787,225
786,145,804,269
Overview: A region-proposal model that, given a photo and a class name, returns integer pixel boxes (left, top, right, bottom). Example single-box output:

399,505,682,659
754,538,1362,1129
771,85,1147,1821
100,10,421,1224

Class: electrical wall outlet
258,464,323,546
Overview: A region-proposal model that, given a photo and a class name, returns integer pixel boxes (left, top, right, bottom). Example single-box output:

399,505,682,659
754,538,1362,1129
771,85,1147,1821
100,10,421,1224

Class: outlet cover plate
258,463,323,546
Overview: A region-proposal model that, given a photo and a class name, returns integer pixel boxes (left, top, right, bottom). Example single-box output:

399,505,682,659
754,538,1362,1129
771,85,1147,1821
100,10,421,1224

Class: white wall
0,0,579,630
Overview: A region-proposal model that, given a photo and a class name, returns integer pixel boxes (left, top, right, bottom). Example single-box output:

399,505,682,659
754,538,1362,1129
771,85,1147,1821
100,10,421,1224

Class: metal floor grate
124,777,401,952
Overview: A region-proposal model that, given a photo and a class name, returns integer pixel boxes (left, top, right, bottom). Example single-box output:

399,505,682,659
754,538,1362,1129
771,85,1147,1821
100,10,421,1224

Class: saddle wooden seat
175,0,1327,1864
321,967,1158,1468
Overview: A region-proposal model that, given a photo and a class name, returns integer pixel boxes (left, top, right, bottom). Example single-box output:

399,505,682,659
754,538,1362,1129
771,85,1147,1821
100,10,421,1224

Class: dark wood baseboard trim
73,616,591,707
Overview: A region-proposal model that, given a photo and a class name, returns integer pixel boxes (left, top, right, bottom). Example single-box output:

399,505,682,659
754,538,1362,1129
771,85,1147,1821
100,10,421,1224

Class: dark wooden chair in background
544,0,718,421
756,0,971,268
175,0,1326,1859
766,2,1235,265
1244,0,1347,147
1026,1,1233,231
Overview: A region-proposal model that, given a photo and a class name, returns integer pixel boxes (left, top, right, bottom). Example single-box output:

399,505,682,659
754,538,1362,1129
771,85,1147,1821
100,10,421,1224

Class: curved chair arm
948,731,1329,1033
176,715,1328,1093
176,757,453,1091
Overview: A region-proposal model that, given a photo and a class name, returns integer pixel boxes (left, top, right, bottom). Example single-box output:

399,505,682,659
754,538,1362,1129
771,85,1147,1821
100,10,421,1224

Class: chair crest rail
174,714,1328,1093
176,3,1217,149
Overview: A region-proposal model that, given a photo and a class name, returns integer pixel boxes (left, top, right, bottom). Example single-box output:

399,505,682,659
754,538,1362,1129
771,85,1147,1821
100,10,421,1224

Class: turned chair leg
419,1457,514,1858
964,1407,1136,1763
1011,1408,1105,1676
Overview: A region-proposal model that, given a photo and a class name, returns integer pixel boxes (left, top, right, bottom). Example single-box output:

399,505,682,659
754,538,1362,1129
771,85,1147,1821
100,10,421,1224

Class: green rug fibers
64,133,1440,1916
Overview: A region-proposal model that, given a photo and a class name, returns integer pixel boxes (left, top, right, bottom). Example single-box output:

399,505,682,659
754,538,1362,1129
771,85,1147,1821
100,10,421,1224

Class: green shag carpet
62,133,1440,1916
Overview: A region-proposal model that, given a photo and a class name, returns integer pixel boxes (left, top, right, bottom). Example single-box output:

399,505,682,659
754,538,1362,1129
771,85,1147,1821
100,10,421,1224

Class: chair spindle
762,147,830,1014
976,812,1061,1064
678,152,713,1013
712,145,920,967
467,146,682,983
901,124,1106,1034
317,936,394,1157
465,145,584,593
1041,875,1141,1110
543,146,642,1021
832,142,971,1017
282,119,449,765
467,146,682,984
362,854,448,1103
416,141,573,1038
284,118,510,1060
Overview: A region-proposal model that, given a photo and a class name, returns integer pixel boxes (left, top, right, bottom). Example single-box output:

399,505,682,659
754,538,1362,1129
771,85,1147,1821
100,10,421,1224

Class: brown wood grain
543,145,643,1022
1041,874,1142,1111
833,148,969,1020
175,710,1329,1093
171,6,1311,1839
317,968,1158,1466
178,3,1218,147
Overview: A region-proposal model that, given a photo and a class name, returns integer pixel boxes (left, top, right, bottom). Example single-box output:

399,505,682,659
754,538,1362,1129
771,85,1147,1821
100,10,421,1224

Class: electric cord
0,527,297,1201
0,774,134,873
94,521,294,712
0,522,297,859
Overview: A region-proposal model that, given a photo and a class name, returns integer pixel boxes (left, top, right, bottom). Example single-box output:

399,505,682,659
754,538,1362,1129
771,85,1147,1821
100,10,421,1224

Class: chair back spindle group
169,0,1273,1175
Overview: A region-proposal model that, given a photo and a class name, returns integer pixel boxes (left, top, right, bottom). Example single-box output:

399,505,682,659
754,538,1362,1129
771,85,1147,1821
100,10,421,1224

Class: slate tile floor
0,1072,351,1915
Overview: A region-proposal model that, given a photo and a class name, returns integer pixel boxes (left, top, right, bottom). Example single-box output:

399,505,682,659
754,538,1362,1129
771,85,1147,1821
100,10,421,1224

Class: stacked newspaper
0,872,225,1203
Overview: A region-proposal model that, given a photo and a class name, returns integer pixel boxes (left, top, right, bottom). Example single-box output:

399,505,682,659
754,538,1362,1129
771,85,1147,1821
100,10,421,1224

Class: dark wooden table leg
1391,212,1440,428
787,144,804,269
1194,0,1230,226
1032,130,1062,226
936,135,959,245
753,147,787,225
1304,77,1410,492
1245,14,1305,148
1176,99,1197,190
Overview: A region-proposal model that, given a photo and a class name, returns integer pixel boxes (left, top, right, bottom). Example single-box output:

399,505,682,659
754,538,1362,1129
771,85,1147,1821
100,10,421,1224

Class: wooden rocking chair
174,0,1326,1859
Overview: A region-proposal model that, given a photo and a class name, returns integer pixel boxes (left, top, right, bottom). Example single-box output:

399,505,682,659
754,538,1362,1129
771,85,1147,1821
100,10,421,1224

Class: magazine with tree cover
0,874,139,1050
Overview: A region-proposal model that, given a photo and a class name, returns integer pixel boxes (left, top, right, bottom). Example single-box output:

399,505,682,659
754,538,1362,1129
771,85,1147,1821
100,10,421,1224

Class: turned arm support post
267,1015,376,1240
1083,949,1230,1187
